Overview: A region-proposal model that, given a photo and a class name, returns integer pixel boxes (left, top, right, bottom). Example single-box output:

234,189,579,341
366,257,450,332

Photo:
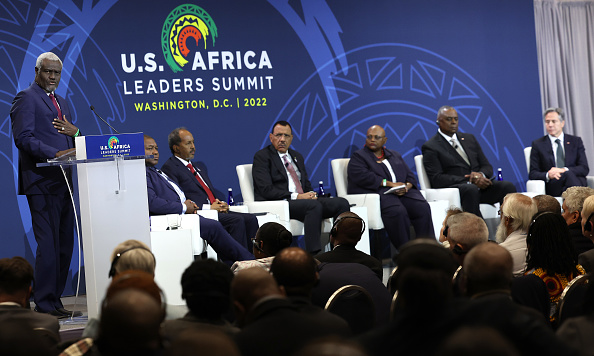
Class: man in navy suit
422,106,516,217
252,121,350,254
348,125,434,249
10,52,81,317
161,128,259,251
529,107,589,196
144,135,253,263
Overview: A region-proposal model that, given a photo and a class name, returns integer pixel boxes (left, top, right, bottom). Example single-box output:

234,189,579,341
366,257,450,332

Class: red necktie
186,163,216,203
282,155,304,194
49,93,63,120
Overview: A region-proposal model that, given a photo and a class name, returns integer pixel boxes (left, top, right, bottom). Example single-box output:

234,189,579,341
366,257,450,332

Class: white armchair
235,164,332,236
524,147,546,195
413,155,461,208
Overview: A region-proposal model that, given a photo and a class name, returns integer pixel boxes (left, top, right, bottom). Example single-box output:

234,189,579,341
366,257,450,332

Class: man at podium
10,52,81,318
143,134,253,263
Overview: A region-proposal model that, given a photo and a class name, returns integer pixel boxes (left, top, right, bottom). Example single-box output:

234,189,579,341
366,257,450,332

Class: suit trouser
455,181,517,218
218,211,260,252
546,170,586,197
288,197,350,252
27,193,74,312
198,216,254,262
380,194,435,249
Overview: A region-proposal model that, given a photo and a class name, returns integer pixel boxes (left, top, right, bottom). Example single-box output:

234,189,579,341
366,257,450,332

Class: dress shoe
34,307,68,319
56,307,82,317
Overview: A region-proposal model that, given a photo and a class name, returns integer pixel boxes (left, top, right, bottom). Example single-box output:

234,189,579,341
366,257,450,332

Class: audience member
270,247,350,335
231,222,292,273
529,107,589,196
0,318,57,356
108,239,155,278
0,256,59,336
316,212,382,280
295,337,370,356
162,259,238,342
422,105,516,218
556,281,594,354
579,195,594,271
496,193,538,276
562,186,594,255
438,206,463,248
524,212,585,324
533,194,562,214
445,212,488,267
252,120,350,253
144,134,253,262
165,328,241,356
436,327,520,356
232,267,343,356
162,127,259,252
347,124,434,249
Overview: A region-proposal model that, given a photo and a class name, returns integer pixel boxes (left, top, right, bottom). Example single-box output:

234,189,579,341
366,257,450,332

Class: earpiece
108,246,155,278
330,216,366,237
452,244,467,256
443,225,449,238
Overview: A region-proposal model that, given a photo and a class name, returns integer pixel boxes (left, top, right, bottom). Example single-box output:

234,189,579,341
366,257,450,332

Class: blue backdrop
0,0,542,295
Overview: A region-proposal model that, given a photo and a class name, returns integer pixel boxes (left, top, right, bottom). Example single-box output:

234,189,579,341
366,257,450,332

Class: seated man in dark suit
143,134,253,263
252,120,350,254
0,257,60,335
422,106,516,217
161,127,259,252
316,212,383,280
348,124,434,249
529,107,589,196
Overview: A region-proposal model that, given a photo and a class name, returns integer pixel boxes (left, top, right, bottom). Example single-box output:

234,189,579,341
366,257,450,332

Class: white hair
36,52,62,69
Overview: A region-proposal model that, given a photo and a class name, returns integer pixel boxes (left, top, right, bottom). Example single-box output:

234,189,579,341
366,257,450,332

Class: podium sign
75,133,150,318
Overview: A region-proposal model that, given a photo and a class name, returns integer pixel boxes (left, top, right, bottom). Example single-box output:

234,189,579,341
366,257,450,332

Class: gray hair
35,52,62,68
562,186,594,214
543,107,564,121
447,212,488,250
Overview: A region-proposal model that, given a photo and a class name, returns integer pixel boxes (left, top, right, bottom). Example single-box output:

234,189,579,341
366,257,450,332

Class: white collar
438,128,459,143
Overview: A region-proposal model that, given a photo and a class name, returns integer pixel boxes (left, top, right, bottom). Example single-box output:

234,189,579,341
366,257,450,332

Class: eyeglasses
251,237,264,253
366,135,385,141
273,133,292,139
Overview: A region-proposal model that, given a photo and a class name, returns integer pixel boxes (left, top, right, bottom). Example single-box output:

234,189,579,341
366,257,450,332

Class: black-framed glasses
251,237,264,253
366,135,384,141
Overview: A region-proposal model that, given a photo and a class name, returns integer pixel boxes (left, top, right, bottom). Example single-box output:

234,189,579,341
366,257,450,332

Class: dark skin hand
211,199,229,213
184,200,199,214
55,148,76,158
52,115,78,137
464,171,492,189
386,181,413,196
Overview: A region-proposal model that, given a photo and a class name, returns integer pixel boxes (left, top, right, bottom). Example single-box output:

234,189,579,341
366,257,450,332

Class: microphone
90,105,120,134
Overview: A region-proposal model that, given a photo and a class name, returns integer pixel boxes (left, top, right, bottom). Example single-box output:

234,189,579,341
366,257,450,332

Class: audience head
269,120,293,153
329,212,365,247
533,194,561,214
446,212,488,264
463,242,513,297
181,259,233,320
270,247,318,297
436,105,458,137
543,107,565,138
0,256,34,306
251,222,292,258
109,239,156,278
231,267,284,325
165,328,240,356
496,193,537,243
436,326,520,356
144,134,159,167
0,318,56,356
439,206,463,243
582,195,594,241
526,212,578,276
562,186,594,226
295,337,369,356
98,289,164,354
168,127,195,160
105,270,163,307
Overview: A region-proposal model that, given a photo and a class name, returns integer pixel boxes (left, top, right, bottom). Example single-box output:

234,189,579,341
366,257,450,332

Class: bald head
231,267,283,311
464,242,513,297
270,247,317,296
367,125,385,137
331,212,364,246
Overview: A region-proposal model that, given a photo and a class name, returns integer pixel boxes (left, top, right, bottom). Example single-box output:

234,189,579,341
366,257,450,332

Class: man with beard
496,193,538,276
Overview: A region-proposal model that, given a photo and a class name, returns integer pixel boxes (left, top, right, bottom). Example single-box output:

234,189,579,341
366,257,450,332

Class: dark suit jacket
11,83,75,195
161,156,221,205
0,304,60,337
316,244,383,281
422,132,493,188
252,145,313,201
145,166,184,215
529,134,589,183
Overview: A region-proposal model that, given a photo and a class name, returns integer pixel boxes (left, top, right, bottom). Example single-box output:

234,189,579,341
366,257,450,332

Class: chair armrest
424,188,461,209
229,205,249,213
244,201,291,224
341,194,383,230
197,210,218,220
588,176,594,189
526,180,545,195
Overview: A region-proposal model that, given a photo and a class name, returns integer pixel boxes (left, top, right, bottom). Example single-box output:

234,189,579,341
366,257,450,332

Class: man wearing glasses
347,125,434,249
252,121,350,254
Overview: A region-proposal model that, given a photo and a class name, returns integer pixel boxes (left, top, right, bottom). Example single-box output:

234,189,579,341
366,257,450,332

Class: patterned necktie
49,93,63,119
186,163,216,203
555,138,565,168
450,138,470,165
282,155,304,194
